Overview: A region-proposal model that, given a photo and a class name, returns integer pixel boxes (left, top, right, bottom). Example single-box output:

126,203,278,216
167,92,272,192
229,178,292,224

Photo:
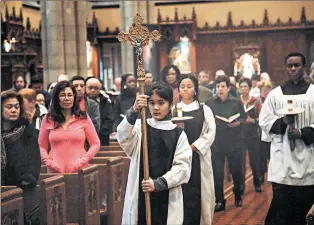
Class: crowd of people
1,52,314,225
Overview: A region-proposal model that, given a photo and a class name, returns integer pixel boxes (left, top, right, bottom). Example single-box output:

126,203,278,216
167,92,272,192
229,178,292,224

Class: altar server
117,82,192,225
259,52,314,225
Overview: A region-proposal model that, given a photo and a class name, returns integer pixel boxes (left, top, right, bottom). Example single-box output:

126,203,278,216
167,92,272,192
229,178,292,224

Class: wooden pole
117,13,161,225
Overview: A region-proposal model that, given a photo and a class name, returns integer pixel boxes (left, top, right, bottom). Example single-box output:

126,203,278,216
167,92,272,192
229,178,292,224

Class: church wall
194,30,309,85
156,1,314,27
88,8,120,32
1,1,40,29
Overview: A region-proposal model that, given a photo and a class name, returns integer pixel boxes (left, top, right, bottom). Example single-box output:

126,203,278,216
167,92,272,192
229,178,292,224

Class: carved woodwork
78,165,100,225
1,187,24,225
106,157,125,225
1,4,42,90
39,175,66,225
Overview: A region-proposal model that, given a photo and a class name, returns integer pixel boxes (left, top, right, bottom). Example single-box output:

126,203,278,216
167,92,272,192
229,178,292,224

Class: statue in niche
168,37,191,73
234,53,260,78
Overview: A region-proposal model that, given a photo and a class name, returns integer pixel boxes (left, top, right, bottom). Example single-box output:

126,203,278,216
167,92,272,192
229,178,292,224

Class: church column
41,1,88,87
120,0,156,75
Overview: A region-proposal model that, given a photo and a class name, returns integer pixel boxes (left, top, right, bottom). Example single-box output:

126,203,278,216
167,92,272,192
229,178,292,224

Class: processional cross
117,13,161,225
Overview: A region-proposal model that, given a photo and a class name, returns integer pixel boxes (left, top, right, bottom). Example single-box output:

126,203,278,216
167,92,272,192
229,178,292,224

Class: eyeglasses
287,63,302,69
59,94,74,99
87,86,100,90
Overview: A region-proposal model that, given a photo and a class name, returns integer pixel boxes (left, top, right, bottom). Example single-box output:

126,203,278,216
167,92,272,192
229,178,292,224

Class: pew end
1,187,24,225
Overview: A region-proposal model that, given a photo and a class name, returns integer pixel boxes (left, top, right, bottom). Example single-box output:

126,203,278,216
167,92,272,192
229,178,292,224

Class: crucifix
117,13,161,225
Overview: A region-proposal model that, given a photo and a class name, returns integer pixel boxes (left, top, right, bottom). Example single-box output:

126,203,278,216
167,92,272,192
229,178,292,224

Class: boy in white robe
117,82,192,225
259,52,314,225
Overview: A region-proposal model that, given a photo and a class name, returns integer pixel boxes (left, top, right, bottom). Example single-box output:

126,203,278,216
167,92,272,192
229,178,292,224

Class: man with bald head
86,77,114,146
114,77,122,93
57,74,69,82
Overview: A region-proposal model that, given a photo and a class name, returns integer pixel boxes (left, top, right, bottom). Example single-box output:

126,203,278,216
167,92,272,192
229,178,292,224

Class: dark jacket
1,121,41,189
86,97,100,133
113,93,136,131
206,95,246,152
98,94,114,136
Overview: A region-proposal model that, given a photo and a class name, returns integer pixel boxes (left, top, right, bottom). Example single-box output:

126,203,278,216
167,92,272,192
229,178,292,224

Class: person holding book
205,75,247,212
259,52,314,225
117,82,192,225
174,74,216,225
239,78,263,192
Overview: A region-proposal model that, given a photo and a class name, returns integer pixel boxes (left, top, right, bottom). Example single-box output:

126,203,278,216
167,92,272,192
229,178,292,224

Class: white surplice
117,117,192,225
178,101,217,225
259,84,314,185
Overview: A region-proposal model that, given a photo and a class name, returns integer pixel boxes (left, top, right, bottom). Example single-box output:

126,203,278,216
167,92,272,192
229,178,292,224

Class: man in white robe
259,52,314,225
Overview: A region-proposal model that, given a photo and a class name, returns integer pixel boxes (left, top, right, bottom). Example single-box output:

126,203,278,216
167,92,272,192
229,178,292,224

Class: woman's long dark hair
47,80,86,128
177,73,199,102
161,65,181,84
1,90,28,127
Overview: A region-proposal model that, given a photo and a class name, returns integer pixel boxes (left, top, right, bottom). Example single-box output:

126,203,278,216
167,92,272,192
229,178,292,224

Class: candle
177,103,183,118
287,99,293,112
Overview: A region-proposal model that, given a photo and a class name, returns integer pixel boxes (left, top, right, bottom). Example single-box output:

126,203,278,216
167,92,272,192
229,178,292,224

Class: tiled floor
213,180,272,225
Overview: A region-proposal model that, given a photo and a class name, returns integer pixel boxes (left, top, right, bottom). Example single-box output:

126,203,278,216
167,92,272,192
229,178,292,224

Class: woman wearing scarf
1,90,41,189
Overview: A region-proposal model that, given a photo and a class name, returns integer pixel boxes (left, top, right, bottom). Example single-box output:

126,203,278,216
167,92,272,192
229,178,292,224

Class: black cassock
181,106,204,225
138,124,183,225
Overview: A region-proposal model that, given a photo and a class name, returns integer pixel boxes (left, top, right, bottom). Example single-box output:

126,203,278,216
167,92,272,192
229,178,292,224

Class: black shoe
235,198,243,207
214,202,226,212
255,185,262,193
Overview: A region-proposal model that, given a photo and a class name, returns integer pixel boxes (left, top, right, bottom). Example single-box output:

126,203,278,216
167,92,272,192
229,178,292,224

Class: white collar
180,100,200,112
147,118,177,130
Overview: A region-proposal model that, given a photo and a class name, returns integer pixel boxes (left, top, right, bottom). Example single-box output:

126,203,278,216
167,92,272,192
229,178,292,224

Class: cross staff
117,13,161,225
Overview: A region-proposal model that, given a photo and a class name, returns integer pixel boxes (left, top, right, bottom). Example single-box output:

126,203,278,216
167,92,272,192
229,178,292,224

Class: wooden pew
109,142,119,147
106,157,125,225
39,175,67,225
89,158,108,216
100,145,122,151
1,186,24,225
23,175,66,225
41,165,100,225
2,175,67,225
89,157,125,225
96,151,126,157
41,164,48,173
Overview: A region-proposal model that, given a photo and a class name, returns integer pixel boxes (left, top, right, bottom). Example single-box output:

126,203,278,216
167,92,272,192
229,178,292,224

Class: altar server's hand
190,144,197,151
142,178,155,193
288,128,301,140
228,121,240,128
283,115,294,125
245,117,255,124
133,94,148,113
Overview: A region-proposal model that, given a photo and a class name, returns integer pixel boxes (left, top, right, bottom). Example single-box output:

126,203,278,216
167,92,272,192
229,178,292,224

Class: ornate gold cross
117,13,161,225
117,13,161,83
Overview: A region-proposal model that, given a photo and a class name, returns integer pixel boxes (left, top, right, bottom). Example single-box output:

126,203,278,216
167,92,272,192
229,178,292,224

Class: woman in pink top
39,81,100,173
